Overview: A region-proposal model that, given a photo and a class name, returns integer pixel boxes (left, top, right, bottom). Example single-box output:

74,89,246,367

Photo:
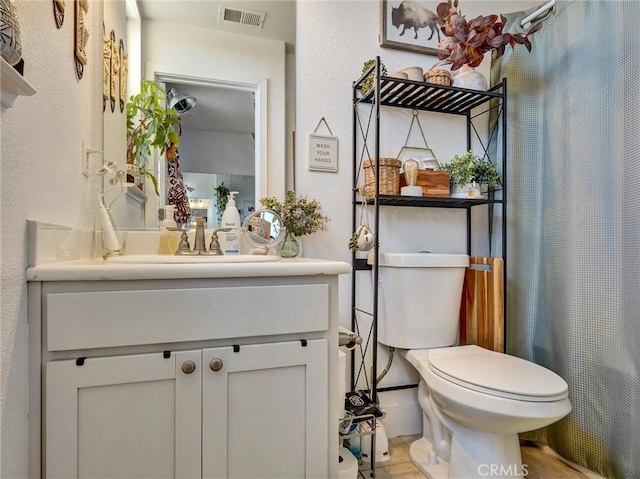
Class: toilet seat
409,345,569,402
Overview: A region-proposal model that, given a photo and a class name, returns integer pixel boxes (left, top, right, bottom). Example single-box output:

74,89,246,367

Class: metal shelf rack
350,56,508,477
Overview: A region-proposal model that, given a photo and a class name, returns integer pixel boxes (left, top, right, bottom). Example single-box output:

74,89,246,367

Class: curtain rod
520,0,556,29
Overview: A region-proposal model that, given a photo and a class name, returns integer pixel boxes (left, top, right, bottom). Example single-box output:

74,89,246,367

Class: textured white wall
295,0,540,435
1,0,103,476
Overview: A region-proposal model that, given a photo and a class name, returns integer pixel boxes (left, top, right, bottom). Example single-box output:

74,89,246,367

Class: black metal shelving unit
349,57,507,477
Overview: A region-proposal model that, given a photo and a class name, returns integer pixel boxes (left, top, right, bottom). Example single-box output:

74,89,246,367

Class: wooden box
399,171,450,197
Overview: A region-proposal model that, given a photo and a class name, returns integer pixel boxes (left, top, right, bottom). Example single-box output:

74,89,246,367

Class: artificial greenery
436,0,542,70
360,59,388,95
473,156,501,189
438,151,477,186
260,191,329,237
214,182,230,222
438,151,500,189
348,231,360,253
126,79,182,195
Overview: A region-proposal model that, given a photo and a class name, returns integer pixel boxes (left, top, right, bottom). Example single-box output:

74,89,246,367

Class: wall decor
53,0,64,28
102,25,110,112
74,0,88,79
119,39,127,113
109,30,118,112
1,0,22,66
308,117,338,173
380,0,443,56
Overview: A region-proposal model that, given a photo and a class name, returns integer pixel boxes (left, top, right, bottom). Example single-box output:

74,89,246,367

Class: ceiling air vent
219,5,266,28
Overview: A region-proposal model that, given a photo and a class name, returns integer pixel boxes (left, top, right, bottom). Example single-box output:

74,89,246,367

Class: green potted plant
438,151,500,197
359,59,388,95
438,151,476,197
213,182,230,223
126,79,182,195
260,191,329,258
473,157,501,192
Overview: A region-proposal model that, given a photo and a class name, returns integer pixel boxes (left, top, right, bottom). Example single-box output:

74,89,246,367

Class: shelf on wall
126,183,148,205
358,194,504,209
355,76,504,116
1,58,36,110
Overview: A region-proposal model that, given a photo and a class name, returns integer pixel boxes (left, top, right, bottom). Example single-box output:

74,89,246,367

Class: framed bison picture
380,0,444,56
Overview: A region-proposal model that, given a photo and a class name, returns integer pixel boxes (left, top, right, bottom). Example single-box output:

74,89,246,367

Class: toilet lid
428,345,569,401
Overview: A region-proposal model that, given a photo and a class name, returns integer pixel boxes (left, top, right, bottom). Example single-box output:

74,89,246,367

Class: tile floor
356,435,589,479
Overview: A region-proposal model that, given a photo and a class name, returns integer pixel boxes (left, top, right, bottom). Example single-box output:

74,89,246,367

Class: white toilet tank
374,253,469,349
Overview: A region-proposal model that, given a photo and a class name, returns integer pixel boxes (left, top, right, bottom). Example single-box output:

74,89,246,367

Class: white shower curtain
491,2,640,478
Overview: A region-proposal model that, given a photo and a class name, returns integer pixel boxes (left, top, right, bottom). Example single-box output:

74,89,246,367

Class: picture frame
380,0,444,56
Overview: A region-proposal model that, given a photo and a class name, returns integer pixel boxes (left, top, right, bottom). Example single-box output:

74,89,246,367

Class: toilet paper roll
338,350,346,420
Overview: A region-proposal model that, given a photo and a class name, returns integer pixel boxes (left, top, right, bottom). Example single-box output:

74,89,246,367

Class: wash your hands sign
308,117,338,172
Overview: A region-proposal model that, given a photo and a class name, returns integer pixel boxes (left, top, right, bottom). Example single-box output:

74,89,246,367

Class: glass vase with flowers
260,191,329,258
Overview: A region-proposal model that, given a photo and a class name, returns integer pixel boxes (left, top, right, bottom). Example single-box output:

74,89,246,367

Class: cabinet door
46,351,201,479
202,340,328,479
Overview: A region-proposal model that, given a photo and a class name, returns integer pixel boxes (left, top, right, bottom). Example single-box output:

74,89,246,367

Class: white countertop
27,257,352,282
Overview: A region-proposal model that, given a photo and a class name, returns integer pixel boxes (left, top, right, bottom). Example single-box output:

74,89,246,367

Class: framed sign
380,0,444,56
308,133,338,172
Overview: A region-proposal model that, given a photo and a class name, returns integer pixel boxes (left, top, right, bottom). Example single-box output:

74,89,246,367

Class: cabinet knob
181,360,196,374
209,358,224,371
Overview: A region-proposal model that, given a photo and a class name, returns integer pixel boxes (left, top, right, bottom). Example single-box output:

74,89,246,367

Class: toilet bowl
404,346,571,478
375,253,572,479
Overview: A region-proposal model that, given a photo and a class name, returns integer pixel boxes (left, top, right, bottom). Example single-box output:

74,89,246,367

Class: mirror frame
242,209,286,250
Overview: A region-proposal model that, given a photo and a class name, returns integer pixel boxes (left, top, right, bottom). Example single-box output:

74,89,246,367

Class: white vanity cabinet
202,341,327,478
46,350,203,479
46,341,326,479
28,263,348,479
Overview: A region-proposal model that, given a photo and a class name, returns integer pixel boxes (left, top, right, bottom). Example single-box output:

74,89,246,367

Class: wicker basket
424,69,452,86
362,158,402,199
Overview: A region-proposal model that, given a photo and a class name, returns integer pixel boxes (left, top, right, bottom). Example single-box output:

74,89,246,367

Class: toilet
376,253,571,479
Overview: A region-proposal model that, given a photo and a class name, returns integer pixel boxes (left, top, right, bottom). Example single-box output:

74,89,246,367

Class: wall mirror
159,76,260,229
103,0,295,229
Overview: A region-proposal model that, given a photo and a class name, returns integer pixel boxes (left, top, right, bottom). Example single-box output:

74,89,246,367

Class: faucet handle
208,228,231,255
175,230,193,255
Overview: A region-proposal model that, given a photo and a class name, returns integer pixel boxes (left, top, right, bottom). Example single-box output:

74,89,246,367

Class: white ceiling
139,0,294,134
166,82,255,133
137,0,295,49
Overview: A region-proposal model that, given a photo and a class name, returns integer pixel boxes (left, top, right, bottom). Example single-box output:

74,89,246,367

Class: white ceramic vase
451,183,484,199
450,183,472,198
452,65,488,91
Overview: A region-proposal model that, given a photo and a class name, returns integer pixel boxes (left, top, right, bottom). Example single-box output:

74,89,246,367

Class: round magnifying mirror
241,209,286,254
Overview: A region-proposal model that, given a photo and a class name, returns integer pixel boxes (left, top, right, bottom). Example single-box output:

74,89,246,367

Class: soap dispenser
158,205,180,254
220,191,241,255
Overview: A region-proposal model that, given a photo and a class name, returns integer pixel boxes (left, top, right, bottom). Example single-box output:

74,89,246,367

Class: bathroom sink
106,254,281,264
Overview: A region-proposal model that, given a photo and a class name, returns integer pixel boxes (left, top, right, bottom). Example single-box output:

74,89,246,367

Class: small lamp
401,159,423,196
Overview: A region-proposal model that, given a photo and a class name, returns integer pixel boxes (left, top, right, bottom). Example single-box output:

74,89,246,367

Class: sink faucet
175,218,231,255
194,217,207,253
